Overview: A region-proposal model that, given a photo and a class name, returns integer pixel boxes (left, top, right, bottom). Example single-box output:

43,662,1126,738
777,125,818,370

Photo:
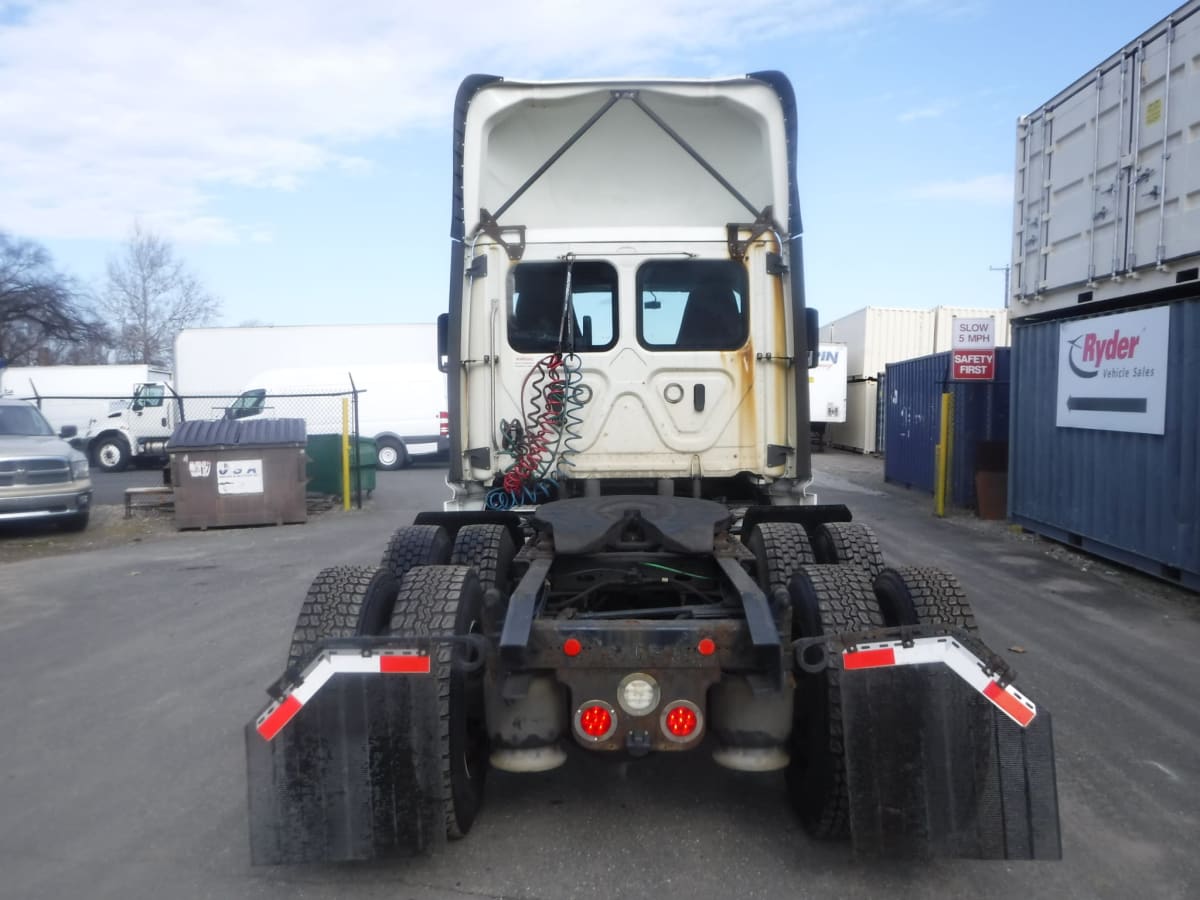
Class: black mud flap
840,664,1061,859
245,672,444,864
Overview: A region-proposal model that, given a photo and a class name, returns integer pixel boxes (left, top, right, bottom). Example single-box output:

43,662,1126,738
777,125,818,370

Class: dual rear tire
389,565,488,838
745,521,976,841
286,522,514,840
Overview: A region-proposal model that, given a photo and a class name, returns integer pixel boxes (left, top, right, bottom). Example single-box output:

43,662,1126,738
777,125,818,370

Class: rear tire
873,567,989,833
745,522,815,598
380,524,451,584
873,567,977,631
376,437,408,471
390,565,488,839
285,565,399,672
787,564,883,840
811,522,884,577
450,524,516,597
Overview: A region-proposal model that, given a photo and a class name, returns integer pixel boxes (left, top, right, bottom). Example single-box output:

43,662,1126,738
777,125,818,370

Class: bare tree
0,232,109,366
101,224,220,366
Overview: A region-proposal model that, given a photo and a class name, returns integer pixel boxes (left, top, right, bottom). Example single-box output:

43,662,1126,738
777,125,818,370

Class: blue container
884,349,1011,509
1009,298,1200,590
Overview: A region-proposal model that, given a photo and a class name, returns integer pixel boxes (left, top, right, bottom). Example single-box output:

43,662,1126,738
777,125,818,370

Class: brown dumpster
167,418,307,529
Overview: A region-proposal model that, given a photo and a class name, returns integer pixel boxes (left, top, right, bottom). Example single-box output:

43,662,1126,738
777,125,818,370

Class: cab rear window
509,261,618,353
637,260,749,351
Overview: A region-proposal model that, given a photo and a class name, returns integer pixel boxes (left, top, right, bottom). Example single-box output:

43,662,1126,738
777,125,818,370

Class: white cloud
897,100,955,122
0,1,939,244
908,173,1013,205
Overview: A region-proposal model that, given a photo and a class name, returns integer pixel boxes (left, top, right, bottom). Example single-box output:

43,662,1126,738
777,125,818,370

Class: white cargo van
228,365,447,469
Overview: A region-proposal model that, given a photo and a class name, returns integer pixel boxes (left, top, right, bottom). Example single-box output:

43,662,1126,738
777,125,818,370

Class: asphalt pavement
0,456,1196,900
89,466,165,506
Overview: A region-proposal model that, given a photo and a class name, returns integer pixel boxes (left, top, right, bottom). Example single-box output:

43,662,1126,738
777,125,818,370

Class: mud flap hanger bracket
471,89,783,262
794,627,1039,729
255,635,488,742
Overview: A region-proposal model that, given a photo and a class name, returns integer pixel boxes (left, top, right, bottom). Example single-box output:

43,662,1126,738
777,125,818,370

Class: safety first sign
1056,306,1170,435
951,317,995,381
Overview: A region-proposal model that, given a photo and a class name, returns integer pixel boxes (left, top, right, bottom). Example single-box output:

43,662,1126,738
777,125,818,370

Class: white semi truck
245,72,1059,865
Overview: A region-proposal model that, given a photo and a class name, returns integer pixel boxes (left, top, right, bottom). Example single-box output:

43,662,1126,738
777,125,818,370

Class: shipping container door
1131,7,1200,271
1018,56,1135,297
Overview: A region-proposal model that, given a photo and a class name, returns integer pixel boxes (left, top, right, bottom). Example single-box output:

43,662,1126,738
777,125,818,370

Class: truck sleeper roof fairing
445,72,807,487
453,73,801,239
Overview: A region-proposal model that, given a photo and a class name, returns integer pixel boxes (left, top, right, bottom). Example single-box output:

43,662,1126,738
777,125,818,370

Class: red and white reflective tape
842,637,1037,728
255,649,431,741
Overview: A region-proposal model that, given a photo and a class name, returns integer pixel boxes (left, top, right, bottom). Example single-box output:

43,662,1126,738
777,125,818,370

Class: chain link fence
15,389,368,507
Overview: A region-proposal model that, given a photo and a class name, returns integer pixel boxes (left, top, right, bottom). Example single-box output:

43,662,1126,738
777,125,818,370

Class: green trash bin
305,434,376,497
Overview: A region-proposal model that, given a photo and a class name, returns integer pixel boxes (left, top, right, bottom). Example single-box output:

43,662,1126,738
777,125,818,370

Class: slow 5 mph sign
951,317,996,381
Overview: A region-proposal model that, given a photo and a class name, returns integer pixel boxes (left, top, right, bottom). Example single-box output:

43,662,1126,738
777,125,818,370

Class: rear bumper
0,485,92,521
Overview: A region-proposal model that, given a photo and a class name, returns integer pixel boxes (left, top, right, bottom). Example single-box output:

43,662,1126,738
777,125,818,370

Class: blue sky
0,0,1185,328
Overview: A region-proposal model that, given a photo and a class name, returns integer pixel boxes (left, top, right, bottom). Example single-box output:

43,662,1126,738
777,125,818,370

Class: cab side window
637,260,749,351
136,384,165,408
226,390,266,420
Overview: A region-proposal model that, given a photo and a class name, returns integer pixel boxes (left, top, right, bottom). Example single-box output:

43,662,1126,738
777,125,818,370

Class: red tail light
439,411,449,437
575,701,616,741
661,701,702,742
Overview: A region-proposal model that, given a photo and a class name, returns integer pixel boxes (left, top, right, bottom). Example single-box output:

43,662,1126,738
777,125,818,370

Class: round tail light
575,701,617,742
661,700,703,742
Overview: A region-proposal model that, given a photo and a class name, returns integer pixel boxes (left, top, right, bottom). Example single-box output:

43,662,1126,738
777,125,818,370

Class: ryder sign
1056,306,1170,434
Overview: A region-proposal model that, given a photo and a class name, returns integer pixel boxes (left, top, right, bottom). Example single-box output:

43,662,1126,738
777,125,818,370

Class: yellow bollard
944,391,954,510
934,392,954,517
341,397,351,511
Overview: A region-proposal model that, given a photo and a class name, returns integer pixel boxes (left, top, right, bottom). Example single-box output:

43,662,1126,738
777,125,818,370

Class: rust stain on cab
724,338,757,457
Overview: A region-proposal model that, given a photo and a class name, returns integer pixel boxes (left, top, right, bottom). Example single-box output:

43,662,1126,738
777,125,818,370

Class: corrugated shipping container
820,306,1010,378
884,350,1011,509
819,306,1009,452
1012,0,1200,316
1009,298,1200,589
820,308,932,378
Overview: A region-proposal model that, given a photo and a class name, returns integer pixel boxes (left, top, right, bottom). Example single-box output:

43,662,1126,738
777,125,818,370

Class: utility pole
989,264,1011,309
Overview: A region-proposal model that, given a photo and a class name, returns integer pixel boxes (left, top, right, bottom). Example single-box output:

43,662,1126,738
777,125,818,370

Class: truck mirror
59,424,78,439
805,308,820,369
437,313,449,374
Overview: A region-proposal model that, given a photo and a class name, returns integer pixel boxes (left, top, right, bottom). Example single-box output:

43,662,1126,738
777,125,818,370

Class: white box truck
174,324,437,397
0,364,177,470
808,342,848,450
228,364,447,469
